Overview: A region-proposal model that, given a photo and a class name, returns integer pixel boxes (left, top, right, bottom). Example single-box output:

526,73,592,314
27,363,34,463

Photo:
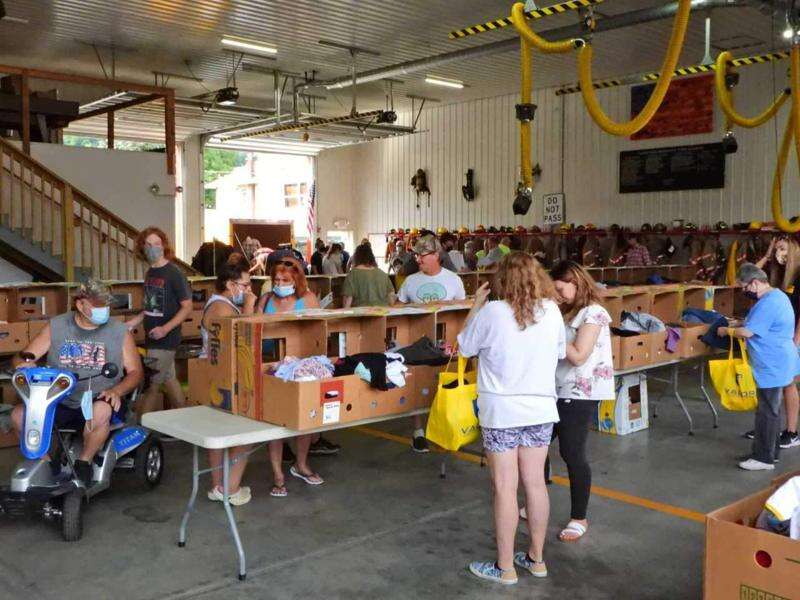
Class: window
284,182,308,208
204,188,217,209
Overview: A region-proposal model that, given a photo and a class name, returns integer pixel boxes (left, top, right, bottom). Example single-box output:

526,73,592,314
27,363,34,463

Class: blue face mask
232,291,245,306
273,285,295,298
89,306,110,326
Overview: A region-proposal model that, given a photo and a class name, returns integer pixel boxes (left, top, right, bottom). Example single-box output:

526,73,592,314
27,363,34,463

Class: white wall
0,258,32,283
28,142,176,242
317,61,799,238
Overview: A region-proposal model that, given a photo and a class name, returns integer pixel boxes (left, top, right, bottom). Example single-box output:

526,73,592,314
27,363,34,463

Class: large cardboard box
611,335,621,370
411,364,443,409
202,315,243,411
8,284,68,321
650,291,680,323
601,295,623,325
620,291,652,316
324,315,386,358
0,322,30,354
188,277,217,310
711,286,734,316
386,311,436,349
459,272,479,297
649,330,671,364
619,334,651,369
434,307,469,353
107,281,144,313
181,310,203,339
678,323,711,358
357,379,415,420
261,372,364,429
683,285,711,313
704,471,800,600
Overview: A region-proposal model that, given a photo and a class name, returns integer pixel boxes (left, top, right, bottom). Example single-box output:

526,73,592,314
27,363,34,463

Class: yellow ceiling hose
715,51,788,128
510,3,578,54
577,0,691,136
725,240,738,286
519,37,533,189
772,45,800,233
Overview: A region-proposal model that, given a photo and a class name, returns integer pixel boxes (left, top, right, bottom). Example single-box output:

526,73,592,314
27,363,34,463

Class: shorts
145,348,177,385
482,423,554,454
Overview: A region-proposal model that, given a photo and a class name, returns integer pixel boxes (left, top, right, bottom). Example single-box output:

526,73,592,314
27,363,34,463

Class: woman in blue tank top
255,257,323,497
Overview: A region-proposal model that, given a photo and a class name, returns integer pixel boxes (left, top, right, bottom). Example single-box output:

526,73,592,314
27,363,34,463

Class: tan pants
136,349,185,419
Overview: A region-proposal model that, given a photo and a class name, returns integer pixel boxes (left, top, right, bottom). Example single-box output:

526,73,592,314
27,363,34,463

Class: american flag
305,182,316,262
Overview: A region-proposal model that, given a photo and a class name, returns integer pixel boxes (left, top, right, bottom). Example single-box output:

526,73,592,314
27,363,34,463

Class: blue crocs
467,561,518,585
514,552,548,578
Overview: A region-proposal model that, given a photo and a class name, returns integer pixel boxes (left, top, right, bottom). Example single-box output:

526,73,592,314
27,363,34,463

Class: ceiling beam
71,93,162,122
0,64,172,96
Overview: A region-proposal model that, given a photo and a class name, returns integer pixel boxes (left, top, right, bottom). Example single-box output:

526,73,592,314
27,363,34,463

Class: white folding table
142,405,429,580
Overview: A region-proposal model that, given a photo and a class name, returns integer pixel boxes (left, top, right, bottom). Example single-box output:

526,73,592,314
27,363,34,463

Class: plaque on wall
619,143,725,194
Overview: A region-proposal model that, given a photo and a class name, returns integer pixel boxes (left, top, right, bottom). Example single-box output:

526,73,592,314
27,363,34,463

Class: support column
107,111,115,149
180,135,205,261
20,73,30,155
164,92,176,175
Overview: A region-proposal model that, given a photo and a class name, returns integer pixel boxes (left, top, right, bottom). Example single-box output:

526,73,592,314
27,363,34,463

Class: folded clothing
619,311,665,333
394,336,450,366
271,355,335,382
334,352,407,390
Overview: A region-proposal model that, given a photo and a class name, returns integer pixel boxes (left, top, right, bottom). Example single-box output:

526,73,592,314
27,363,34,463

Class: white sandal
558,520,587,542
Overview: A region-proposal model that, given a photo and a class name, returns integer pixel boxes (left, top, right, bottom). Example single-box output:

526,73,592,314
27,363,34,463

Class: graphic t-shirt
144,262,191,350
46,313,126,409
397,268,466,304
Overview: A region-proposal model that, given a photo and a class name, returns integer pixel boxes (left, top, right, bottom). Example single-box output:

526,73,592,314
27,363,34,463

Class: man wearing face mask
128,227,192,421
9,280,143,486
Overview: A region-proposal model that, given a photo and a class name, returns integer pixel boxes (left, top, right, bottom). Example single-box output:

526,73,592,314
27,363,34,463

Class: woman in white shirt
458,252,565,586
549,260,614,542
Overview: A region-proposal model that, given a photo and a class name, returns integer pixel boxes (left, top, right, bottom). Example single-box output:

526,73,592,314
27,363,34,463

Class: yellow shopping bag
708,336,757,411
425,354,480,451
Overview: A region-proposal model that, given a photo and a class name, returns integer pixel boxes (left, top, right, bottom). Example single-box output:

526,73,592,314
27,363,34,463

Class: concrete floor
1,378,798,600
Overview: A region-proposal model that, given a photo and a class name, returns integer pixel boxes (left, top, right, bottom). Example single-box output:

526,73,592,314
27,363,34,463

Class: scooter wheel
135,437,164,489
61,489,83,542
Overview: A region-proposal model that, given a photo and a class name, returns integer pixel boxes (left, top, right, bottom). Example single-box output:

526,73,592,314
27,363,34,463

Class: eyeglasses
416,252,436,259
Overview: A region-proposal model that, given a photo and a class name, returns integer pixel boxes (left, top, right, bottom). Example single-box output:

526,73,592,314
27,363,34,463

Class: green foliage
63,135,165,152
204,148,246,184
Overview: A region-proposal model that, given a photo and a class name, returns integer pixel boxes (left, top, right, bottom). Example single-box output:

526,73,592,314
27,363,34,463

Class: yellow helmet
436,227,448,235
410,227,420,235
458,226,469,235
748,221,762,230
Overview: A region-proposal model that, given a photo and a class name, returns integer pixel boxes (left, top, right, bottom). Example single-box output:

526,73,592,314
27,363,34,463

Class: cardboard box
411,364,443,409
357,380,415,420
329,275,347,308
9,284,68,321
386,312,436,350
619,334,651,369
257,372,363,429
734,287,754,318
188,277,217,310
203,315,243,412
601,295,623,325
459,272,479,297
324,315,386,358
683,286,711,313
0,289,11,322
187,357,214,407
671,265,698,282
620,291,652,316
434,307,469,352
0,322,30,354
108,282,144,313
596,373,649,435
651,291,680,323
711,286,734,316
704,471,800,600
306,276,331,302
611,335,621,370
678,323,711,358
649,330,670,364
250,276,270,297
181,310,203,339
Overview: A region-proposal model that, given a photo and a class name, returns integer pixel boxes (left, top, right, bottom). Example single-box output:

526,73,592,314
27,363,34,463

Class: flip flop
558,521,587,542
289,465,324,485
270,482,288,498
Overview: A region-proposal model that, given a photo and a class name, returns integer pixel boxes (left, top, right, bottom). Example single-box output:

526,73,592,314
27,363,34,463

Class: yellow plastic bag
425,354,479,451
708,337,757,411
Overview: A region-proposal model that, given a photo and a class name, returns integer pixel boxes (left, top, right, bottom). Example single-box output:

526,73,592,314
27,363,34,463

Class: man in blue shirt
718,263,800,470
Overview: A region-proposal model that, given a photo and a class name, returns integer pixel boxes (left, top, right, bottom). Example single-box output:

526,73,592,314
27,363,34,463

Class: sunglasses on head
276,260,297,268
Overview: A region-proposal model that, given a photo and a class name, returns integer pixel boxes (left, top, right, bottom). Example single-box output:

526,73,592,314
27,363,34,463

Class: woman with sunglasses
200,254,257,505
256,257,325,497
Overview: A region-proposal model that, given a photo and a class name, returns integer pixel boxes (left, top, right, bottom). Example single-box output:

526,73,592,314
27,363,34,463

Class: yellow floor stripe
354,426,706,524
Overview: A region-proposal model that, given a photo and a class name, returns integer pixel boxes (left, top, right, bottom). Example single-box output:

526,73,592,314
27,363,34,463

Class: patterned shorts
481,423,554,454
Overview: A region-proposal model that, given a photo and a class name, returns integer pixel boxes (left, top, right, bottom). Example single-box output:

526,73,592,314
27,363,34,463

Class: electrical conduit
715,51,788,128
577,0,692,136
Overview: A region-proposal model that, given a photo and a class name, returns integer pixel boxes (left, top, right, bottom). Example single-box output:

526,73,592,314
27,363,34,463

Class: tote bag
708,337,758,411
425,354,479,451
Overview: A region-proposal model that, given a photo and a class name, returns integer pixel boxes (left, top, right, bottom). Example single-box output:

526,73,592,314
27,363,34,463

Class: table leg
671,364,694,436
699,361,719,428
222,448,247,581
178,445,199,548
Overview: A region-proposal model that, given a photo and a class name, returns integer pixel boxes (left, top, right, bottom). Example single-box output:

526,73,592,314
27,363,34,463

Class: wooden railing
0,137,195,281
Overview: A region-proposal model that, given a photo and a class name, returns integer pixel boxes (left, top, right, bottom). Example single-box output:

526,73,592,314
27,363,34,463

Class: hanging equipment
714,50,789,128
771,45,800,233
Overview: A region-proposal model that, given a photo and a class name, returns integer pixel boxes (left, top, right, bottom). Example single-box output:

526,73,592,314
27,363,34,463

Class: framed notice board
619,143,725,194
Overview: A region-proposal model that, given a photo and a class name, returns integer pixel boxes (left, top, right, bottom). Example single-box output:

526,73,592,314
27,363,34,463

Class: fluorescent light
783,27,794,40
221,36,277,55
425,76,464,89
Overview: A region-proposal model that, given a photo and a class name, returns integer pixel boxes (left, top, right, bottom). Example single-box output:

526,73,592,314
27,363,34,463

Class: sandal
290,465,324,485
270,481,288,498
558,520,587,542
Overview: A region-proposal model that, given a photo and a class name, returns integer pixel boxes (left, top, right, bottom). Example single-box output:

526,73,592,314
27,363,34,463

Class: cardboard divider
108,282,144,313
0,322,30,354
650,291,680,323
188,277,218,310
611,335,621,369
324,315,387,358
386,312,436,350
711,286,734,316
677,323,711,358
306,276,332,303
620,291,653,317
682,286,711,313
704,470,800,600
8,284,68,321
649,330,670,364
458,272,479,297
619,334,651,369
600,295,623,325
180,310,203,339
434,307,469,351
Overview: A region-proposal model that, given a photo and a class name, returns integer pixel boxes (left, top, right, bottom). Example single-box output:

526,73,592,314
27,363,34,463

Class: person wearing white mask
200,254,257,505
9,279,143,487
128,227,192,421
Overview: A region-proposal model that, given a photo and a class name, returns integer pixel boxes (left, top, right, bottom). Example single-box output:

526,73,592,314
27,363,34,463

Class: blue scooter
0,356,163,541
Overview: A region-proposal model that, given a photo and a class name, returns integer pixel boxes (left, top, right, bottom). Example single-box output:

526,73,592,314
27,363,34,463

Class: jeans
753,387,782,464
553,399,599,520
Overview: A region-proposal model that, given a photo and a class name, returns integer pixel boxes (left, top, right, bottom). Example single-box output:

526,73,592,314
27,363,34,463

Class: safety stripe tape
555,50,791,96
448,0,604,40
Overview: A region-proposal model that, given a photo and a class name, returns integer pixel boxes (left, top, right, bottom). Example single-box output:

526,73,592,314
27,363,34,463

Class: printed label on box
323,401,340,424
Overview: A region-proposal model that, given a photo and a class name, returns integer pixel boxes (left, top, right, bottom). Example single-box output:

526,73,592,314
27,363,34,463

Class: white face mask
273,285,295,298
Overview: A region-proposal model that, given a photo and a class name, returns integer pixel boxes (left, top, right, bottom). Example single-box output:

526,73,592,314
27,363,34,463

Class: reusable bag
425,354,479,451
708,336,757,411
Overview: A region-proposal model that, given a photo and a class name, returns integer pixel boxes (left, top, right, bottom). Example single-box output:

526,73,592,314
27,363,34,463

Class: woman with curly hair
458,252,565,586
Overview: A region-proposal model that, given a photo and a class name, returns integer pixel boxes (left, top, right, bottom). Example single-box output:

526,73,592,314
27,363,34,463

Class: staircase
0,136,195,282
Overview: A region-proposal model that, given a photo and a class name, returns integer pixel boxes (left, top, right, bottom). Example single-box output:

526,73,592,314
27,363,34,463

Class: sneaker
207,486,252,506
282,444,296,464
779,430,800,449
743,430,755,440
514,552,548,578
308,436,341,456
73,460,93,487
159,435,180,443
467,561,518,585
412,435,430,454
738,458,775,471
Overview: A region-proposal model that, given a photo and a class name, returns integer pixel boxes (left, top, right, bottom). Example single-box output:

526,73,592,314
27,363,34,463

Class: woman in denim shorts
458,253,565,586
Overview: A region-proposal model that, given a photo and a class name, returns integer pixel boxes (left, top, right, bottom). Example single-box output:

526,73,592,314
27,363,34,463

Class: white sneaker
738,458,775,471
207,486,252,505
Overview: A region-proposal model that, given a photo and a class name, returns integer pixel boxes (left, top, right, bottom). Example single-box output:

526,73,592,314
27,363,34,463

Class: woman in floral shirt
549,260,614,541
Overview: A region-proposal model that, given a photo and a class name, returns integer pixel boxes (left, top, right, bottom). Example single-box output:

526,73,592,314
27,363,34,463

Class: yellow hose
520,37,533,189
771,113,800,232
510,2,577,54
577,0,692,136
791,46,800,174
715,51,788,128
725,240,738,286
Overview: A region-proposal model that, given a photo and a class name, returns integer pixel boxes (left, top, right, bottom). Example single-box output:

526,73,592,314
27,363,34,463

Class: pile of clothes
757,475,800,540
612,308,732,355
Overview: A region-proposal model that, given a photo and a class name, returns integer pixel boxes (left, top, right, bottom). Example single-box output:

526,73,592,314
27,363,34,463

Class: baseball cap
412,235,442,255
73,279,113,306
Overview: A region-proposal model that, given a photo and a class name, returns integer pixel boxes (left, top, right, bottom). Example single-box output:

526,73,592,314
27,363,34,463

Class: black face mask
744,290,759,301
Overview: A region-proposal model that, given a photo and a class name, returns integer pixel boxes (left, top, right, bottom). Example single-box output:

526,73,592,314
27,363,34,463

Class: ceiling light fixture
424,75,464,89
215,87,240,106
783,26,794,40
221,36,277,56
